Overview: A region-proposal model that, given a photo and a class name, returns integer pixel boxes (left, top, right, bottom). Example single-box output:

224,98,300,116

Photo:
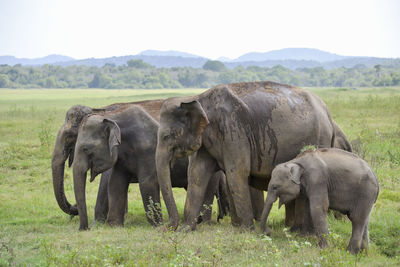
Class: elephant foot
196,216,203,224
146,217,163,227
262,226,272,236
347,239,365,255
347,245,362,255
318,237,328,249
290,224,302,233
106,219,124,227
179,224,195,233
79,225,89,231
290,222,315,236
90,219,105,229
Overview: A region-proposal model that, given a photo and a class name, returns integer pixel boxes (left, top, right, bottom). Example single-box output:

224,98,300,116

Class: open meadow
0,87,400,266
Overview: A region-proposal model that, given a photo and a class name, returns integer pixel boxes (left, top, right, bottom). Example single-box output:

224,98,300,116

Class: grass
1,87,400,266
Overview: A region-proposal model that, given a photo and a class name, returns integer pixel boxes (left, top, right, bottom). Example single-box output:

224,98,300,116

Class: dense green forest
1,59,400,89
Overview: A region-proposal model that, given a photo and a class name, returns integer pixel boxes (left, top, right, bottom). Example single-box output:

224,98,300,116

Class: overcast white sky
0,0,399,59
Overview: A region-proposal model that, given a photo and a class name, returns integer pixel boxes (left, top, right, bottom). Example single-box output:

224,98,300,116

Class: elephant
52,100,164,218
155,81,337,231
260,148,379,254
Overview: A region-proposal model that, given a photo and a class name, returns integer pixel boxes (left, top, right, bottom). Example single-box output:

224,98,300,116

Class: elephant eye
271,185,278,190
163,133,170,140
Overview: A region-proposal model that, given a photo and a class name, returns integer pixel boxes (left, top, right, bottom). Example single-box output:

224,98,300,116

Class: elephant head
52,105,93,216
72,115,121,230
155,100,209,229
260,163,303,234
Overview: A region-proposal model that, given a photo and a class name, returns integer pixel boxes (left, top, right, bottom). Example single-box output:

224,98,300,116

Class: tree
44,76,56,88
202,60,226,72
0,74,10,88
374,64,382,79
88,73,112,88
127,59,153,69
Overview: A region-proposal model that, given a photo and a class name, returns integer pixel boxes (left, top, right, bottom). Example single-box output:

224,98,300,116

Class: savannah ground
0,87,399,266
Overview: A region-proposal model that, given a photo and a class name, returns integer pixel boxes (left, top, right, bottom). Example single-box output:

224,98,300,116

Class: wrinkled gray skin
52,100,164,218
260,148,379,254
72,107,159,230
155,81,336,231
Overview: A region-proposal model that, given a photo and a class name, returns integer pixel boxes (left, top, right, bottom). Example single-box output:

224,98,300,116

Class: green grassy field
0,87,399,266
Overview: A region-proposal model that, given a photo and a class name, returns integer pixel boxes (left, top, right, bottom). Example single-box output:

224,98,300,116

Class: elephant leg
198,175,219,223
290,195,304,232
285,200,296,227
361,220,370,252
183,148,216,230
309,196,329,248
224,162,253,229
301,197,315,235
106,169,129,226
94,170,112,223
250,187,264,221
347,210,370,254
215,171,229,222
225,182,240,226
138,173,162,226
291,195,314,234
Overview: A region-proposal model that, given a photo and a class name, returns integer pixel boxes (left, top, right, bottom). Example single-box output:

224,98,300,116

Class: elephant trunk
155,143,179,230
260,192,278,235
52,128,78,216
72,154,90,230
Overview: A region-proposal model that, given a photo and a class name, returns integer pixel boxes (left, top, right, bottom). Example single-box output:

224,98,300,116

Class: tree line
1,59,400,89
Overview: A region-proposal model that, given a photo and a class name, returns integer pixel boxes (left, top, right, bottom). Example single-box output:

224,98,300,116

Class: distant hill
0,54,74,65
57,55,208,68
139,50,202,58
225,57,394,70
0,48,397,69
233,48,347,62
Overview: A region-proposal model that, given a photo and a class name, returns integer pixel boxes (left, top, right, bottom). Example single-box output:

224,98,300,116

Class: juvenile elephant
260,148,379,254
155,81,336,230
52,100,163,218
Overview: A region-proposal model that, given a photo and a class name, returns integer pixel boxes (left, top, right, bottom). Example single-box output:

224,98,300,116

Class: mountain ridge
0,48,397,69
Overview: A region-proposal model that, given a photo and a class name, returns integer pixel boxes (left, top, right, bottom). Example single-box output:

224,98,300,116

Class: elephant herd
52,81,379,254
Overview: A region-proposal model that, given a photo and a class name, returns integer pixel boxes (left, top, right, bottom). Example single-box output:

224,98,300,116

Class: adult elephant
51,100,163,218
155,81,336,230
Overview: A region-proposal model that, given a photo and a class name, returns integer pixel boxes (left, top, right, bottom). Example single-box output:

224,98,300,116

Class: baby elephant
261,148,379,254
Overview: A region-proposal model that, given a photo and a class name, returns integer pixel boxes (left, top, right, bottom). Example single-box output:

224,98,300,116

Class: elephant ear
103,118,121,157
180,100,209,137
287,163,303,185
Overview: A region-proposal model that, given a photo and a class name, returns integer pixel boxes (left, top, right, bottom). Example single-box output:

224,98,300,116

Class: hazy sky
0,0,399,59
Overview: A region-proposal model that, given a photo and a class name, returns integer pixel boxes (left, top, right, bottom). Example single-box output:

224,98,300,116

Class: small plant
159,225,188,256
300,144,317,154
198,204,212,224
0,236,15,267
146,197,162,226
351,137,369,159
